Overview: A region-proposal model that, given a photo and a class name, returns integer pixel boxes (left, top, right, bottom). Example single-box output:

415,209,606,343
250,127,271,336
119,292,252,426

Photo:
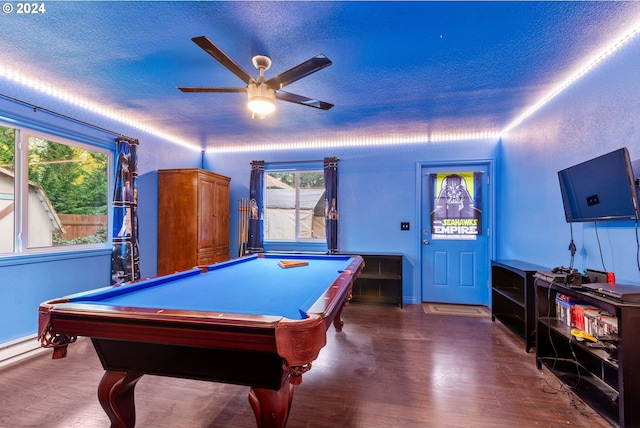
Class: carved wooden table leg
248,379,295,428
97,370,143,428
332,293,351,332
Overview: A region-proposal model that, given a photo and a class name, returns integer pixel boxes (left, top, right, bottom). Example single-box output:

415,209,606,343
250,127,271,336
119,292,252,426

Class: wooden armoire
157,168,231,275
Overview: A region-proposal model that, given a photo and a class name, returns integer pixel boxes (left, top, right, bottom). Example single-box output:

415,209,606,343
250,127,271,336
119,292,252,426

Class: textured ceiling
1,1,640,150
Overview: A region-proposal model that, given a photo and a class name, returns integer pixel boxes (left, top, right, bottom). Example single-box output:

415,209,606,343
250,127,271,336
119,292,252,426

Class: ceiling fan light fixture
180,37,332,116
247,83,275,117
247,97,275,115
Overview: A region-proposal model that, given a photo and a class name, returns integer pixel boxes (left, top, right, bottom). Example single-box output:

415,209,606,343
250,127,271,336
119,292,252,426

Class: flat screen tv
558,147,640,222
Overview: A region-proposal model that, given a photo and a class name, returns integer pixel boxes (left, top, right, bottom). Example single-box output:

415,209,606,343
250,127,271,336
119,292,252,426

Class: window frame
0,119,113,258
263,161,327,253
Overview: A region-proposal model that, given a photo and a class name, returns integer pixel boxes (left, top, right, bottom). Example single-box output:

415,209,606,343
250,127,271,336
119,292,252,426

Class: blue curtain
247,160,264,253
111,137,140,284
324,157,339,253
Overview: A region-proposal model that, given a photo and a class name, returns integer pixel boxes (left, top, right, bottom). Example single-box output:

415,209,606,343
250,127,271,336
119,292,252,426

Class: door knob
423,239,429,245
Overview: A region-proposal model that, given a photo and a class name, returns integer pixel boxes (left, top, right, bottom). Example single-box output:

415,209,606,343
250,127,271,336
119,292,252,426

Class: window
0,122,111,254
264,168,326,242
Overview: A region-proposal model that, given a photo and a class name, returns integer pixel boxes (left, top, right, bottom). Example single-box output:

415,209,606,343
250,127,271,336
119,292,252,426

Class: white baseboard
0,335,47,368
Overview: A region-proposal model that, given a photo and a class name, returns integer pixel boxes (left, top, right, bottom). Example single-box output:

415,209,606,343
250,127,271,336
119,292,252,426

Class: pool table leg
248,377,295,428
97,370,143,428
332,293,351,332
333,306,345,332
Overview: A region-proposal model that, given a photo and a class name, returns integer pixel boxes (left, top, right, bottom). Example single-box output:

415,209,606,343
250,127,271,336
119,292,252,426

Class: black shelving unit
348,253,403,307
491,259,548,352
535,278,640,427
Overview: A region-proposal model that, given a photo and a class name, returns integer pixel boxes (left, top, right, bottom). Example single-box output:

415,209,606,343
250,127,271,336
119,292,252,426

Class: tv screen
558,147,640,222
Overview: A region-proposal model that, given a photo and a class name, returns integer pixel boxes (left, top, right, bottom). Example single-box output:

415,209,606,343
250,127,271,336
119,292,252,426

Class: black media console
535,277,640,427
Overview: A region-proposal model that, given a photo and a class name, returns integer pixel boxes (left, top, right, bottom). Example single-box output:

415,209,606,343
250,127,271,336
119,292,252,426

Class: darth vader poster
430,172,482,240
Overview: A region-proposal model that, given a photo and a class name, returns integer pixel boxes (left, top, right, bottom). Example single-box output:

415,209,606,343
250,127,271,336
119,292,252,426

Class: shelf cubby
348,253,403,307
535,278,640,427
491,259,547,352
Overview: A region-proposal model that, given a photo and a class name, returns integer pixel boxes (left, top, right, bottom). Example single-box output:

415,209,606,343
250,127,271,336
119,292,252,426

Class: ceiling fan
178,36,334,119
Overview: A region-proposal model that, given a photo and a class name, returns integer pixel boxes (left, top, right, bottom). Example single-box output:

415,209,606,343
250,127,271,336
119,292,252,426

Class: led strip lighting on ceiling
211,17,640,153
0,66,200,152
1,16,639,153
207,130,502,154
500,20,640,136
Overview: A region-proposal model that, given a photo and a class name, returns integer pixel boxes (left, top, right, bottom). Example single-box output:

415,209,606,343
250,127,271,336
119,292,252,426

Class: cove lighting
501,20,640,135
210,17,640,152
0,65,200,152
207,129,501,153
3,15,639,154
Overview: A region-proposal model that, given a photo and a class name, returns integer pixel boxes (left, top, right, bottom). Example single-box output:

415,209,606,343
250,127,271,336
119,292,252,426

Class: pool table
38,253,363,428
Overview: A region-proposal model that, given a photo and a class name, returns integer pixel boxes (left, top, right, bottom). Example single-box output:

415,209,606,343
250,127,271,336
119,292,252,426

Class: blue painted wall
497,36,640,285
206,140,499,305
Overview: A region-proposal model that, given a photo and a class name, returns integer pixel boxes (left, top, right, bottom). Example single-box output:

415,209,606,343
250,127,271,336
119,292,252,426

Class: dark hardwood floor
0,304,610,428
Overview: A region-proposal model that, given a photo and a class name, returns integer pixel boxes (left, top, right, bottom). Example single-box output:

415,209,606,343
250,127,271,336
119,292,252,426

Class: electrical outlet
400,222,410,231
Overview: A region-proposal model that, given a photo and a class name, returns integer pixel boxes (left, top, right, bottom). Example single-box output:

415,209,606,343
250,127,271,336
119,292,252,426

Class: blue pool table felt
67,254,355,320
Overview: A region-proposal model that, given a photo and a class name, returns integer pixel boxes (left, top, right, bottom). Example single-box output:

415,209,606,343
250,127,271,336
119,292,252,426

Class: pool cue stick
238,198,249,257
242,198,247,256
245,199,250,255
243,198,249,255
238,199,244,257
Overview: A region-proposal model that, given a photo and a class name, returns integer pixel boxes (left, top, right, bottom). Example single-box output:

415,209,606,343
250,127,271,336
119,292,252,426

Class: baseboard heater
0,335,45,368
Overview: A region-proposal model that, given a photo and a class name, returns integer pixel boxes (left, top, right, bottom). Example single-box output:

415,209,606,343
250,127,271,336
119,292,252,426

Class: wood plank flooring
0,304,610,427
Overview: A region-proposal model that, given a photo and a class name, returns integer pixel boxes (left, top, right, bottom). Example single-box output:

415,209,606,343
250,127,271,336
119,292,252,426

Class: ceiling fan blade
276,91,334,110
266,54,332,89
191,36,255,85
178,87,246,93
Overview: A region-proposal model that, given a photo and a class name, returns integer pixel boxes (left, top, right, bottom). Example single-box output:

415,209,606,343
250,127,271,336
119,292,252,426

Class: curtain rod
255,157,340,165
0,93,134,140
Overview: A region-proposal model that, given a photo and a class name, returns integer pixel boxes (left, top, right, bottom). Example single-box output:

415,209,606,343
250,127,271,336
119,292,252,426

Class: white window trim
264,165,326,245
0,120,113,257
